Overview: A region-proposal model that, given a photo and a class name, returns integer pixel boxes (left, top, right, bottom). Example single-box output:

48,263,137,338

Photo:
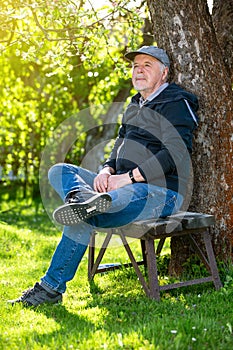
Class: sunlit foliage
0,1,146,194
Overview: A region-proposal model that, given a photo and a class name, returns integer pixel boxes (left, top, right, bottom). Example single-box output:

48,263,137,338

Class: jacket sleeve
138,100,196,183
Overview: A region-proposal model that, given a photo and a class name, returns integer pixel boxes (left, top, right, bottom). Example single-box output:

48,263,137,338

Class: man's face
132,54,168,98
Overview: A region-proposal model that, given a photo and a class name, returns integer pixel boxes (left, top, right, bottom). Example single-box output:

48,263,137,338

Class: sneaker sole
53,193,112,226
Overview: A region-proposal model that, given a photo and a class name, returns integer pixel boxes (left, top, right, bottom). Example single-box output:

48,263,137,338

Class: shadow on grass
26,283,215,350
30,292,159,347
32,269,218,339
17,303,95,348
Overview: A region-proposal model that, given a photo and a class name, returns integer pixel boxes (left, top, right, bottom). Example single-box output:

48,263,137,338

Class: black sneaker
8,282,62,307
53,190,112,226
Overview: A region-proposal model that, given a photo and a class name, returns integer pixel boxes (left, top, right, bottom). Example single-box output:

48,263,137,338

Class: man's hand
107,173,131,191
106,168,145,190
94,172,131,193
94,173,111,193
94,166,115,192
94,167,145,192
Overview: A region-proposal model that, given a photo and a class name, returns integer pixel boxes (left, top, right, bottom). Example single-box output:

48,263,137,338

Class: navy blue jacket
103,83,199,196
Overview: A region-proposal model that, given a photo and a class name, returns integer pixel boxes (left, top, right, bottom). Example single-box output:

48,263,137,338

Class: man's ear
162,67,169,81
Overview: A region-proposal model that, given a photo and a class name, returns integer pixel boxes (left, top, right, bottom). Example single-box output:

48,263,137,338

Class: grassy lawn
0,192,233,350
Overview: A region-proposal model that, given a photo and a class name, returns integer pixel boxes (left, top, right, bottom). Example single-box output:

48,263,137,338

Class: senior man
9,46,199,306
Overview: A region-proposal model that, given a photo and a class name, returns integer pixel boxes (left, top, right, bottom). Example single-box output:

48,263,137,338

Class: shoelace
67,196,81,203
67,189,96,203
66,190,82,203
21,284,41,300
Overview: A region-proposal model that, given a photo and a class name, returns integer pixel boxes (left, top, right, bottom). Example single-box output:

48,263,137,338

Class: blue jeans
41,163,183,293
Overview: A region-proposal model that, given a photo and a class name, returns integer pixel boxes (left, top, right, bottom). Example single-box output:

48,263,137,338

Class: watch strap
129,169,137,183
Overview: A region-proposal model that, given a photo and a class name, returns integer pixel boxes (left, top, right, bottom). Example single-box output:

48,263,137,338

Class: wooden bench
88,212,222,300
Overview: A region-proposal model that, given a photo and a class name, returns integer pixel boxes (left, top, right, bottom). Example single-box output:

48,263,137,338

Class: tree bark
146,0,233,273
212,0,233,84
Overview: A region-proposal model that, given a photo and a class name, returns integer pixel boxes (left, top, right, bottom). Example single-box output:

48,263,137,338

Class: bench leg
88,231,113,281
187,233,210,270
145,238,160,300
120,233,153,298
89,234,161,300
156,238,166,255
140,240,147,271
203,230,222,290
88,233,96,280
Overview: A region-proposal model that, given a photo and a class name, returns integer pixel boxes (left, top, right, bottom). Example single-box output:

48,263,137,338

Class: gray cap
125,45,170,68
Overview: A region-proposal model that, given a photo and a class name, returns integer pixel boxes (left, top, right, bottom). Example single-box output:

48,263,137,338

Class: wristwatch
129,169,137,183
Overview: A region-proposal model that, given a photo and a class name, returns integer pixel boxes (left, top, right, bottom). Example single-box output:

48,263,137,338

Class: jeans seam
153,195,177,217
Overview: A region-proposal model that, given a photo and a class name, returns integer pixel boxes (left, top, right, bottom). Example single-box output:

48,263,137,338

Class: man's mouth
136,77,146,81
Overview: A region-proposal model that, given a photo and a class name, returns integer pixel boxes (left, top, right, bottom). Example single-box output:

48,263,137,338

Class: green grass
0,194,233,350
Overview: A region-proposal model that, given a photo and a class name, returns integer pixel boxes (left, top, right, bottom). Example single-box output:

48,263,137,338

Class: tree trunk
146,0,233,273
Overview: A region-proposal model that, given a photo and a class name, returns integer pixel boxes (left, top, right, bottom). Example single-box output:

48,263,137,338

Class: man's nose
137,66,144,73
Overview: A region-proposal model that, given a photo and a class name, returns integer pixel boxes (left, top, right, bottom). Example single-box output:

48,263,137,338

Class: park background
0,0,232,349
